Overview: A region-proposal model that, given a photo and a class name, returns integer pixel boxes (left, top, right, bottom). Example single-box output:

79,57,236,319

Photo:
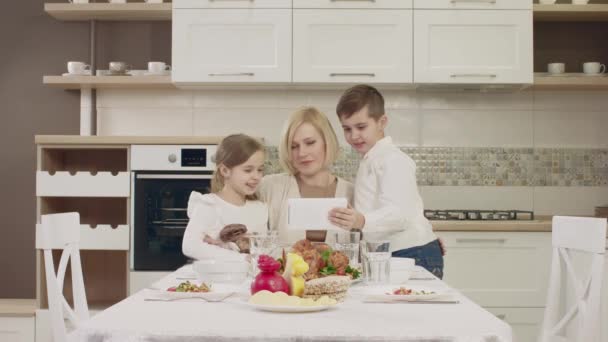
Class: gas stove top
424,209,534,221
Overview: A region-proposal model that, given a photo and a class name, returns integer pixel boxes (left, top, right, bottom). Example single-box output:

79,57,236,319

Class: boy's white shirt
355,136,436,251
182,192,269,262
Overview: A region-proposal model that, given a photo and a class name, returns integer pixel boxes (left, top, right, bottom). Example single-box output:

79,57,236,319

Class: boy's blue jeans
392,239,444,279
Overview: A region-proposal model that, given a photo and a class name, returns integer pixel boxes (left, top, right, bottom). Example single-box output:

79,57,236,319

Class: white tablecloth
70,267,512,342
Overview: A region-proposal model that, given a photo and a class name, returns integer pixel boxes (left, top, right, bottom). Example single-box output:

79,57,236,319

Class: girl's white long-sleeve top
182,192,269,262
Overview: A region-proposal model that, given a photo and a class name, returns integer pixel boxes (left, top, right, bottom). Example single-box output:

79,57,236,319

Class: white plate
363,285,446,302
247,302,336,313
145,283,240,301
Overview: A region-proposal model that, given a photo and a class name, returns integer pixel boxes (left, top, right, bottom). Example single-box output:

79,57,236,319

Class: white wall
96,88,608,216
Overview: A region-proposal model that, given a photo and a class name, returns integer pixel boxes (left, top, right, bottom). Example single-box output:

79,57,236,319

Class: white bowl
193,260,249,284
390,257,415,270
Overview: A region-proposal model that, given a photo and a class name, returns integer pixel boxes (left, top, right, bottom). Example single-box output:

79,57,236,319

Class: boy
328,84,444,279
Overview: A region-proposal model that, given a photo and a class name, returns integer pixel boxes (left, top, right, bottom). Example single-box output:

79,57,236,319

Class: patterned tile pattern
264,146,608,186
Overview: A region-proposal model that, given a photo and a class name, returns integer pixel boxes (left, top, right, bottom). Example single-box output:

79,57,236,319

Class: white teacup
148,61,171,74
583,62,606,75
68,0,89,3
67,61,91,75
547,62,565,74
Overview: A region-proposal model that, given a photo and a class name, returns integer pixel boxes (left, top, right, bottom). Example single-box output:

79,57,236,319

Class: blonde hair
211,134,265,200
278,107,340,175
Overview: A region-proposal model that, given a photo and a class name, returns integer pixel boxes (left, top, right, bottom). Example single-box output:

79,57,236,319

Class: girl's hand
328,205,365,230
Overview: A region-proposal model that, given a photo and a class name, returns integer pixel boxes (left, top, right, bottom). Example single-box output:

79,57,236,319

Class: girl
182,134,269,262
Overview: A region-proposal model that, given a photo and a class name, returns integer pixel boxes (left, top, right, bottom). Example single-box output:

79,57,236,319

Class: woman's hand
328,205,365,230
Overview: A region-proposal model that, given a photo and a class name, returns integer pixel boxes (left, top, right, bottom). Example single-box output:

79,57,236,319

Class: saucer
62,71,92,76
144,71,171,76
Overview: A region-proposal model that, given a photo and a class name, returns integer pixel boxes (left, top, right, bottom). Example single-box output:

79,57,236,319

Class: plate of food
247,290,338,313
145,281,237,302
363,286,446,302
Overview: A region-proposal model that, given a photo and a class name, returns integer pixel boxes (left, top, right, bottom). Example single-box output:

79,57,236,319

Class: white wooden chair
539,216,607,342
36,212,89,342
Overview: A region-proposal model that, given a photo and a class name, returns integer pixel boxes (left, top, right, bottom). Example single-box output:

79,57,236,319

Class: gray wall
0,0,170,298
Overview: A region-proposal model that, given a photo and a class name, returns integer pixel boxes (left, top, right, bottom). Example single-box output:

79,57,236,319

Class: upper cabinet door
293,10,413,84
172,9,291,83
413,10,533,84
174,0,291,9
413,0,531,10
293,0,411,9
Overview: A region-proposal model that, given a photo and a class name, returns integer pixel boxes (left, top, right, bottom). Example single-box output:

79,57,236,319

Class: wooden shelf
43,75,174,89
533,73,608,89
44,3,171,21
534,4,608,22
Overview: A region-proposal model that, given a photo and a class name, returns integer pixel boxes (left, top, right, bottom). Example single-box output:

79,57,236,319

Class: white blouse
182,192,269,262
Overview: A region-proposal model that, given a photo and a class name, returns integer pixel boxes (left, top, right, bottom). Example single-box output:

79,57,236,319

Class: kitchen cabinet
0,317,35,342
293,0,411,9
436,231,551,307
293,9,412,84
172,9,292,84
413,10,533,84
414,0,531,10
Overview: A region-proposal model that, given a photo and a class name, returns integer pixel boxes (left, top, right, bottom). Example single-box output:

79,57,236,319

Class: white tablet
287,197,348,231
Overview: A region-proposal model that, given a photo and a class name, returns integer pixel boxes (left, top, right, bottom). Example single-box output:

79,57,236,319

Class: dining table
69,265,512,342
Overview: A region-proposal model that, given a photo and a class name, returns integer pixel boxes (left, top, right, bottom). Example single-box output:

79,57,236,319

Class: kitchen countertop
432,216,553,232
35,135,227,145
0,299,36,317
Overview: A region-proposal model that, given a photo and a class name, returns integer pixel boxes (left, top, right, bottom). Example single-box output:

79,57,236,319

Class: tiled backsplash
265,147,608,187
96,88,608,215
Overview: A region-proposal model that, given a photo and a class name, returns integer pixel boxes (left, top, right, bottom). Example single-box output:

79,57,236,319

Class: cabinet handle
209,0,254,2
496,314,506,320
450,0,496,3
450,74,497,78
208,73,255,76
455,238,507,244
331,0,376,2
329,73,376,77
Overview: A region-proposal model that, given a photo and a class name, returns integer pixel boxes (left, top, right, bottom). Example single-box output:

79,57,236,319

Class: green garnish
345,265,361,279
320,265,336,276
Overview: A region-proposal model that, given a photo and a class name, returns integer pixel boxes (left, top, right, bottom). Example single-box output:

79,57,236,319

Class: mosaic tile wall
264,147,608,187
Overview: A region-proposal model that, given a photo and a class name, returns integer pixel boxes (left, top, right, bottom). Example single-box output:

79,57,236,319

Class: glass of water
361,238,391,284
249,231,278,275
333,231,361,267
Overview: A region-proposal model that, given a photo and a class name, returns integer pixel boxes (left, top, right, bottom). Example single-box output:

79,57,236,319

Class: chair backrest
36,212,89,342
539,216,607,342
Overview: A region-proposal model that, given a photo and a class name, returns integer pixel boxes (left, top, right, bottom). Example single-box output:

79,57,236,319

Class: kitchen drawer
293,9,412,83
486,308,543,342
0,316,34,342
36,224,129,250
436,231,551,307
36,171,130,197
174,0,291,9
294,0,411,9
413,0,531,10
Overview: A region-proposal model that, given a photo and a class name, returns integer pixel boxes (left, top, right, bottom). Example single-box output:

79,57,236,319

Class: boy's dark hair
336,84,385,121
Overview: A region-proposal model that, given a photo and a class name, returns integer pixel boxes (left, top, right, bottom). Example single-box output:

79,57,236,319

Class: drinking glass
333,231,361,267
361,239,391,284
249,231,278,274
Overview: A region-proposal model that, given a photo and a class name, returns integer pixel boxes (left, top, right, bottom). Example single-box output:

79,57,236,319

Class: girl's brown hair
211,134,265,200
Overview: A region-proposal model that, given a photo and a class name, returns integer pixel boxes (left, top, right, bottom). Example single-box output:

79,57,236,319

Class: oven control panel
131,145,217,171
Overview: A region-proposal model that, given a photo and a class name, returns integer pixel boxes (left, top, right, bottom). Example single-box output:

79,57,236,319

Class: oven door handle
136,174,213,179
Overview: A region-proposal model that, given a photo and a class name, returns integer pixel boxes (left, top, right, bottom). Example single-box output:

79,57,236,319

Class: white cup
547,62,565,74
68,0,89,3
144,0,163,3
583,62,606,75
67,61,91,75
147,61,171,74
109,0,127,3
572,0,589,4
539,0,556,4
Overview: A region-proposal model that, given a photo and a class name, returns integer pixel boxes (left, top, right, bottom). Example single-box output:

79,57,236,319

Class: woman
258,107,354,244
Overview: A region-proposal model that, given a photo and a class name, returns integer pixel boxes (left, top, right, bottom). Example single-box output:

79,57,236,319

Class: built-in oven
130,145,217,271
